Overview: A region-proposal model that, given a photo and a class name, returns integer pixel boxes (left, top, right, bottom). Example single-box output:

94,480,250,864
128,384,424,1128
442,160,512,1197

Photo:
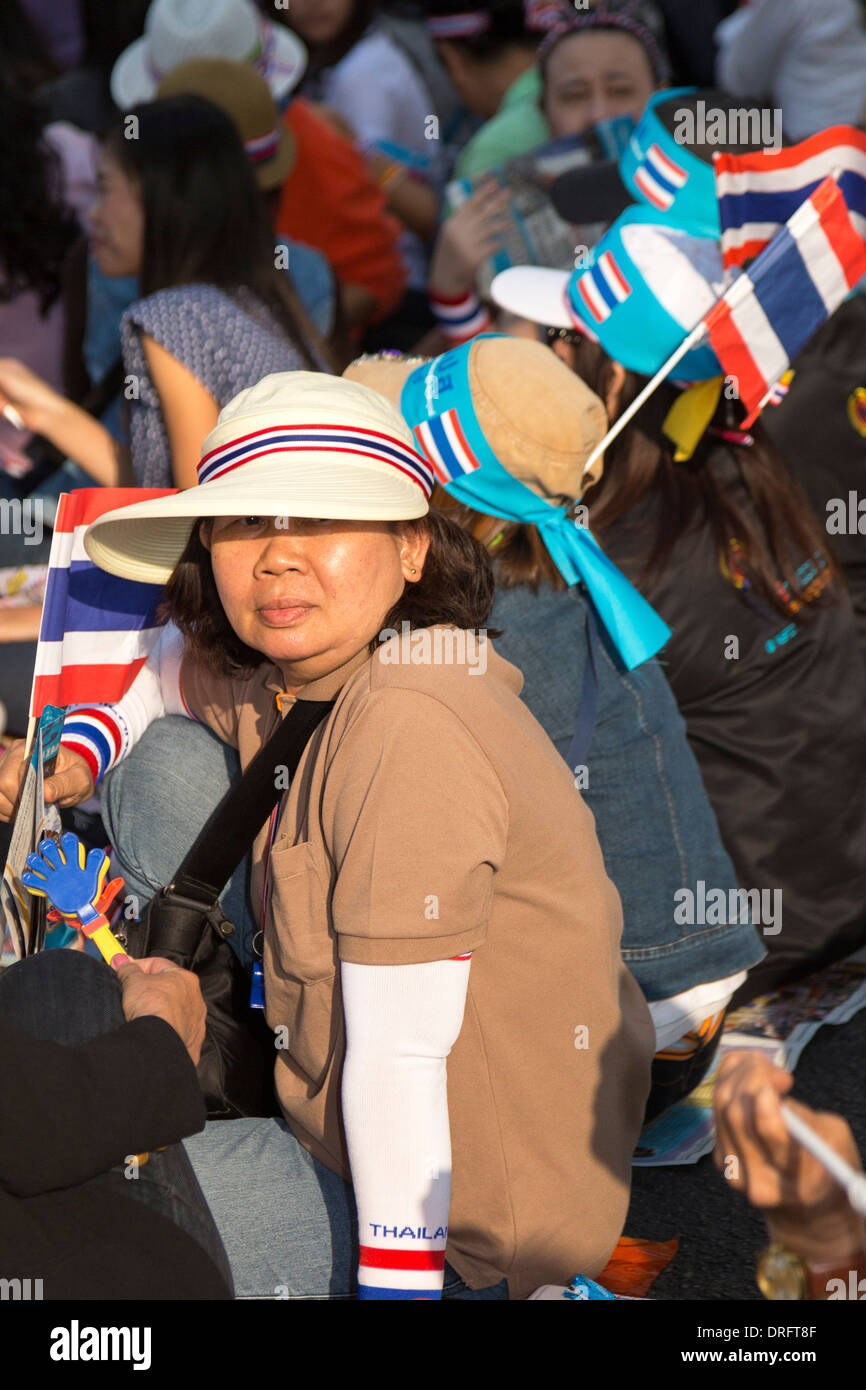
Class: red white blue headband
197,422,435,496
427,2,564,39
426,12,491,39
244,127,280,163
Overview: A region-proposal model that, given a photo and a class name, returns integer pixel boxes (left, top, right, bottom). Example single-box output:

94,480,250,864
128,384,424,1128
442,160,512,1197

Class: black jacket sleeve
0,1013,207,1197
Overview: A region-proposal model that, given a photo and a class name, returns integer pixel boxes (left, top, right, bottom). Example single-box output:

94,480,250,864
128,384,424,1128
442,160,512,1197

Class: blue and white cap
549,88,724,237
492,205,726,382
619,88,720,236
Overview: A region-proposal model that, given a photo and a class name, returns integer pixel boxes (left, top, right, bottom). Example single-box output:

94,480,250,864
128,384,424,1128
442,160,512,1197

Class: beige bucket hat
343,336,608,503
156,58,296,191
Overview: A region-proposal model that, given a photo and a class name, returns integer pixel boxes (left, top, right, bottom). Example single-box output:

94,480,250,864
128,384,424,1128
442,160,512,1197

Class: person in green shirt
426,1,551,180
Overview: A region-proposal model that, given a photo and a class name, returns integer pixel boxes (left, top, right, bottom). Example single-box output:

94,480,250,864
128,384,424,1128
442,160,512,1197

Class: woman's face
288,0,354,46
89,151,144,278
543,31,657,139
202,515,429,684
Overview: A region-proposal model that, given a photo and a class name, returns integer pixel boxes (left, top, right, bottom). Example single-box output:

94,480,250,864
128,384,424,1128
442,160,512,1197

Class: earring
410,567,417,574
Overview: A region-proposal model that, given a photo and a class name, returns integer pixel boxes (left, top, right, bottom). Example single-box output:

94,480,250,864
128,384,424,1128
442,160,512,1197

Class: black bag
117,697,334,1119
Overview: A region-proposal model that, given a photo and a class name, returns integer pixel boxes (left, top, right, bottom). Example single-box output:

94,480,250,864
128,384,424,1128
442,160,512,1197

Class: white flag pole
580,320,709,480
781,1104,866,1217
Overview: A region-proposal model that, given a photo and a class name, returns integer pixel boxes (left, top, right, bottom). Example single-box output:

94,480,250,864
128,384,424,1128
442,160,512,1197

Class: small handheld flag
30,487,174,721
715,124,866,272
580,172,866,472
703,175,866,426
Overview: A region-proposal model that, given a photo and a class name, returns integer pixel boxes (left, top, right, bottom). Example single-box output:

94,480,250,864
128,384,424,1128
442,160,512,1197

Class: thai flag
702,176,866,427
357,1245,445,1300
574,251,632,325
632,143,688,212
715,124,866,272
30,488,174,720
412,408,482,485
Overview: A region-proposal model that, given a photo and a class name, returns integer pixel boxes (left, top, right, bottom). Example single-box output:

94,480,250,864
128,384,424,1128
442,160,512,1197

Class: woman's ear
198,518,212,552
604,360,627,421
396,521,431,582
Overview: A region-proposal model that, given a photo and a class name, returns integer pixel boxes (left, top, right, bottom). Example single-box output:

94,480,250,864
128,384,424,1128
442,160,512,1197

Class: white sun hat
110,0,307,109
84,373,434,585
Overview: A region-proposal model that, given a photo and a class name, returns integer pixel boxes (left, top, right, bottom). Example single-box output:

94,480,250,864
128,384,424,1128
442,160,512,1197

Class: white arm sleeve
340,955,471,1300
58,623,191,783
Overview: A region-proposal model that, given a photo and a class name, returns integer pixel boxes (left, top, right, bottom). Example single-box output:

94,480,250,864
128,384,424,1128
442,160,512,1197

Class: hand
22,833,109,925
0,357,65,437
0,740,95,821
428,179,513,297
114,956,207,1068
714,1050,866,1263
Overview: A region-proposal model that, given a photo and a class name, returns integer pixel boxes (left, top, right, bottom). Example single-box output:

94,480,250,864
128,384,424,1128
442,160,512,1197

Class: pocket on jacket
267,839,337,984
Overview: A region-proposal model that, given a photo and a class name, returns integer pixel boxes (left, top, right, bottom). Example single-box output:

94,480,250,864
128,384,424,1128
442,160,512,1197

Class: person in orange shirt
278,97,407,334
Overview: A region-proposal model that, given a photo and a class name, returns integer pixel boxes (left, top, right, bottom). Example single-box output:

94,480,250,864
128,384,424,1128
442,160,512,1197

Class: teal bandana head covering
564,206,725,381
620,87,720,237
399,336,671,670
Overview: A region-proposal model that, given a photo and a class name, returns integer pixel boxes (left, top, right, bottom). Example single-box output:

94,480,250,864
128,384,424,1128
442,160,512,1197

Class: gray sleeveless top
121,283,320,487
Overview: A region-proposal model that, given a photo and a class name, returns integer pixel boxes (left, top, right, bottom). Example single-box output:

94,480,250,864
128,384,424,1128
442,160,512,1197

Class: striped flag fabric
715,124,866,272
574,250,632,325
30,488,174,720
702,176,866,427
357,1244,445,1300
631,143,688,212
412,408,483,484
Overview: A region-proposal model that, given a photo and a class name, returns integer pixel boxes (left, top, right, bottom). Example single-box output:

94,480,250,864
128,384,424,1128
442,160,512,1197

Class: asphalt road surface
625,1005,866,1299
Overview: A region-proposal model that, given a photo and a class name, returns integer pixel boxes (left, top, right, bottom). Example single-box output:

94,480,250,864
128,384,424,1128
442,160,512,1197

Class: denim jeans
183,1120,508,1300
0,949,233,1292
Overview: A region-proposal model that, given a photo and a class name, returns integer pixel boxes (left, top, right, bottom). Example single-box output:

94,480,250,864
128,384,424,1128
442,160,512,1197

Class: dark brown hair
160,510,497,678
102,96,338,373
565,337,840,619
435,488,565,592
445,337,840,615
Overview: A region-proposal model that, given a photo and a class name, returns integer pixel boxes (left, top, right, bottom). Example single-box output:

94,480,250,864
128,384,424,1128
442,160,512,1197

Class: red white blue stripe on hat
633,143,688,212
574,251,632,325
412,409,482,484
244,127,280,164
426,12,491,39
197,423,435,496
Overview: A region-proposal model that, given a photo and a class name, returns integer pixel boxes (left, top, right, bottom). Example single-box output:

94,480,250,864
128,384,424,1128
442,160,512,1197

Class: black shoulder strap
167,698,335,908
